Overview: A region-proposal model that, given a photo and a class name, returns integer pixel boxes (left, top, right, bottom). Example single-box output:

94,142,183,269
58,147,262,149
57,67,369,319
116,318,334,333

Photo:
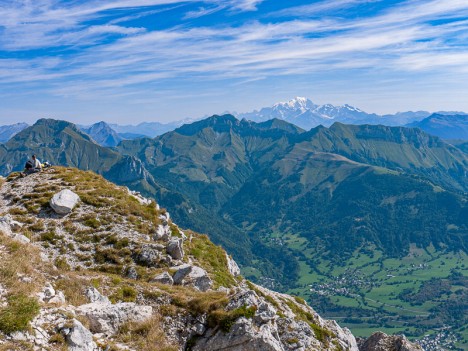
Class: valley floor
244,233,468,351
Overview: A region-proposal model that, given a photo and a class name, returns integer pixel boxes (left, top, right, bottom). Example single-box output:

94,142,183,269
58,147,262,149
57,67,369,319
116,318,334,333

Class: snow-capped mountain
237,97,433,130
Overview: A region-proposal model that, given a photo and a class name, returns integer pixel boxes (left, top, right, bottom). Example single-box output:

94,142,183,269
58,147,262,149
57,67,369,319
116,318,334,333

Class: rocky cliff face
0,167,380,351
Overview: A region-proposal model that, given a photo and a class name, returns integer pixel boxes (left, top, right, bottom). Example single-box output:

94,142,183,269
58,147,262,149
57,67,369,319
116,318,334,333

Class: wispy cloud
270,0,382,17
1,0,468,120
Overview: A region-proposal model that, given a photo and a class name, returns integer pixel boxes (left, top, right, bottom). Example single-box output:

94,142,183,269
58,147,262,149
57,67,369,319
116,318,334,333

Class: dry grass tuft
0,232,45,295
116,316,177,351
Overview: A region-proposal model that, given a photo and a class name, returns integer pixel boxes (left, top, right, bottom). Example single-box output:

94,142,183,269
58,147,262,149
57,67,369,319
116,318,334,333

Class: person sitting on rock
23,154,42,175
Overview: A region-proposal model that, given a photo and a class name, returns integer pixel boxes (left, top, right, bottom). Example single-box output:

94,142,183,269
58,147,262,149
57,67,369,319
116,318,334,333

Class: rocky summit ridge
0,166,381,351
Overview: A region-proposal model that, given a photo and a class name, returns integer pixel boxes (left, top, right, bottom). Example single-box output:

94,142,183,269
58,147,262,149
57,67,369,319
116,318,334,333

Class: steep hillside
300,123,468,192
80,121,123,147
408,114,468,140
0,167,378,351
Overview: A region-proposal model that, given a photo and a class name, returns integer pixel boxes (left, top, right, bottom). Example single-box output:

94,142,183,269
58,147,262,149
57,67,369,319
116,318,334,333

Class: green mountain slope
0,119,121,175
298,123,468,192
117,115,467,276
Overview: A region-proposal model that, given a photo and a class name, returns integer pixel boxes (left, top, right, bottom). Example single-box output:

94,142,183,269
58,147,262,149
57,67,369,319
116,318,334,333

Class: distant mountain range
237,97,467,131
0,123,29,143
2,98,467,145
407,113,468,140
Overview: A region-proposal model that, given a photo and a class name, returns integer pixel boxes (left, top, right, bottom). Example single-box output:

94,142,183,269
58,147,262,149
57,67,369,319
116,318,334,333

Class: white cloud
1,0,468,104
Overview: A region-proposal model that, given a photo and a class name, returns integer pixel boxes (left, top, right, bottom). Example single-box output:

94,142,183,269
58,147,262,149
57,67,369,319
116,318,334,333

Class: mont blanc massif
0,97,466,351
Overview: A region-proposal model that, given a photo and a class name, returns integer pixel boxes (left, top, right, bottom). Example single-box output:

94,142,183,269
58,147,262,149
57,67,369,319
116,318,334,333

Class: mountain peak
80,121,122,147
274,97,315,111
175,114,239,136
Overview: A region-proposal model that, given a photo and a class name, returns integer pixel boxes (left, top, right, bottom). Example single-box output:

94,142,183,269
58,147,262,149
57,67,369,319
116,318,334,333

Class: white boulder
50,189,80,214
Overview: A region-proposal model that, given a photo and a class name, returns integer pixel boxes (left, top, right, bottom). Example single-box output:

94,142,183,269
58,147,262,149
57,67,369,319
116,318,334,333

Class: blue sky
1,0,468,124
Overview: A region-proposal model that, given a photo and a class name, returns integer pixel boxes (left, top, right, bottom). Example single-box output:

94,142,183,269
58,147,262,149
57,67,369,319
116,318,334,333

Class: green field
258,233,468,350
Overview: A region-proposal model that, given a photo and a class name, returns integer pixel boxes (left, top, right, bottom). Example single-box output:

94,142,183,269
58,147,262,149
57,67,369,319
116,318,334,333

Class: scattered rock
50,189,80,214
77,302,153,335
135,245,161,267
37,283,56,303
166,238,184,260
85,287,110,305
0,215,13,236
154,224,171,241
61,319,98,351
48,291,66,305
173,264,212,291
150,271,174,285
126,266,138,280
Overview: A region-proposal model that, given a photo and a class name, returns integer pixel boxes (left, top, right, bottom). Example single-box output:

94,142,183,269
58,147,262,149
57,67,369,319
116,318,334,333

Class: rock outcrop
77,302,153,335
358,332,423,351
173,264,213,291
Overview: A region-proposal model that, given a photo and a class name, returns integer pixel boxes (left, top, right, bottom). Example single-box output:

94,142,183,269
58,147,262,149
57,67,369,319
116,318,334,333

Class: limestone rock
166,238,184,260
226,253,241,277
193,317,284,351
48,290,66,305
150,271,174,285
0,215,13,236
0,216,30,243
61,319,98,351
37,283,56,303
154,224,171,241
173,264,212,291
50,189,80,214
77,302,153,335
358,332,422,351
85,287,110,305
135,245,161,267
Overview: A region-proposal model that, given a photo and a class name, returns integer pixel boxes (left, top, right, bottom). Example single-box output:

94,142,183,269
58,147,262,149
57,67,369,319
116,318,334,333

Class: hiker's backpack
25,160,34,169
